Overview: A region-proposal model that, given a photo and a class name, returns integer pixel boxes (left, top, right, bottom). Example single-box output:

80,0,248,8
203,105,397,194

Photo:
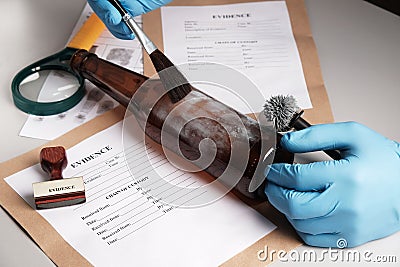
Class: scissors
11,13,105,116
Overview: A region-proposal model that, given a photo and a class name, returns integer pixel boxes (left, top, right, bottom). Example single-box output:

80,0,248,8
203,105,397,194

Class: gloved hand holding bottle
88,0,172,39
265,122,400,248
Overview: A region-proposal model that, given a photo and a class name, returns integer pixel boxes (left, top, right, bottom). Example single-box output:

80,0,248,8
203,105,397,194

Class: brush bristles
158,66,192,103
150,49,192,103
263,95,299,132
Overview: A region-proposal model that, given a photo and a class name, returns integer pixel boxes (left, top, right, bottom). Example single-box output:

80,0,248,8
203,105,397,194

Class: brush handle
107,0,126,15
107,0,157,54
293,117,342,160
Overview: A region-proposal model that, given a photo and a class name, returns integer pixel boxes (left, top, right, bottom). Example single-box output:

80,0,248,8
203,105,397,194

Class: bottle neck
70,49,148,107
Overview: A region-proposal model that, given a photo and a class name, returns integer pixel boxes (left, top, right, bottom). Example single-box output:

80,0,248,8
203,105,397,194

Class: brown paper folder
0,0,333,266
0,107,126,267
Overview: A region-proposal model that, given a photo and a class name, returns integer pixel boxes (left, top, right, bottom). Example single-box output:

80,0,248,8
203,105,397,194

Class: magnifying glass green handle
12,48,85,116
11,14,105,116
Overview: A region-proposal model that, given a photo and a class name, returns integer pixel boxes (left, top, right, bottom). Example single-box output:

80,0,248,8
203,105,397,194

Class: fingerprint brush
263,95,341,160
107,0,191,103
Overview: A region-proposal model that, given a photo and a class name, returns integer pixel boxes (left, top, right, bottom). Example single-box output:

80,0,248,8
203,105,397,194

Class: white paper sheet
6,120,276,267
19,4,143,140
161,1,312,114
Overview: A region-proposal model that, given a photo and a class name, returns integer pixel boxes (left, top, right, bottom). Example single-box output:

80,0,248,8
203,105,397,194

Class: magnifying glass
11,13,105,116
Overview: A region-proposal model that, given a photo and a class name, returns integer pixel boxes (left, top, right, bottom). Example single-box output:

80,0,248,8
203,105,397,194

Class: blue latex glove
265,122,400,248
88,0,171,39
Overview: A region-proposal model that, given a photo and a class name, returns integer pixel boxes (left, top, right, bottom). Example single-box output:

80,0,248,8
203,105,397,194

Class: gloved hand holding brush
88,0,171,39
264,96,400,248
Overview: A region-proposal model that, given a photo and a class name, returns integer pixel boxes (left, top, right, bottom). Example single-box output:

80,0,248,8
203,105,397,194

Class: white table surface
0,0,399,266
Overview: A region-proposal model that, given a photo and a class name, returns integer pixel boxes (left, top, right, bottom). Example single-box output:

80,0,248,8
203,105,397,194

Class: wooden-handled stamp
32,146,86,209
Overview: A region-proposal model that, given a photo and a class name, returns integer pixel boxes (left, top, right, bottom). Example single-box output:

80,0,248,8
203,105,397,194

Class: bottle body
70,50,293,203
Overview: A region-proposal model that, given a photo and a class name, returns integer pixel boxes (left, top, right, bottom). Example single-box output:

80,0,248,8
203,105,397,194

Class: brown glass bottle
70,49,293,203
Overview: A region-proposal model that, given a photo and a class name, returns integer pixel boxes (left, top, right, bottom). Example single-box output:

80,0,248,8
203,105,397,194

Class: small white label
33,177,84,198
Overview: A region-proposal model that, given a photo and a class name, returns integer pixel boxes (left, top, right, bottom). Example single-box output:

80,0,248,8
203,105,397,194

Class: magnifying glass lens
19,69,80,103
